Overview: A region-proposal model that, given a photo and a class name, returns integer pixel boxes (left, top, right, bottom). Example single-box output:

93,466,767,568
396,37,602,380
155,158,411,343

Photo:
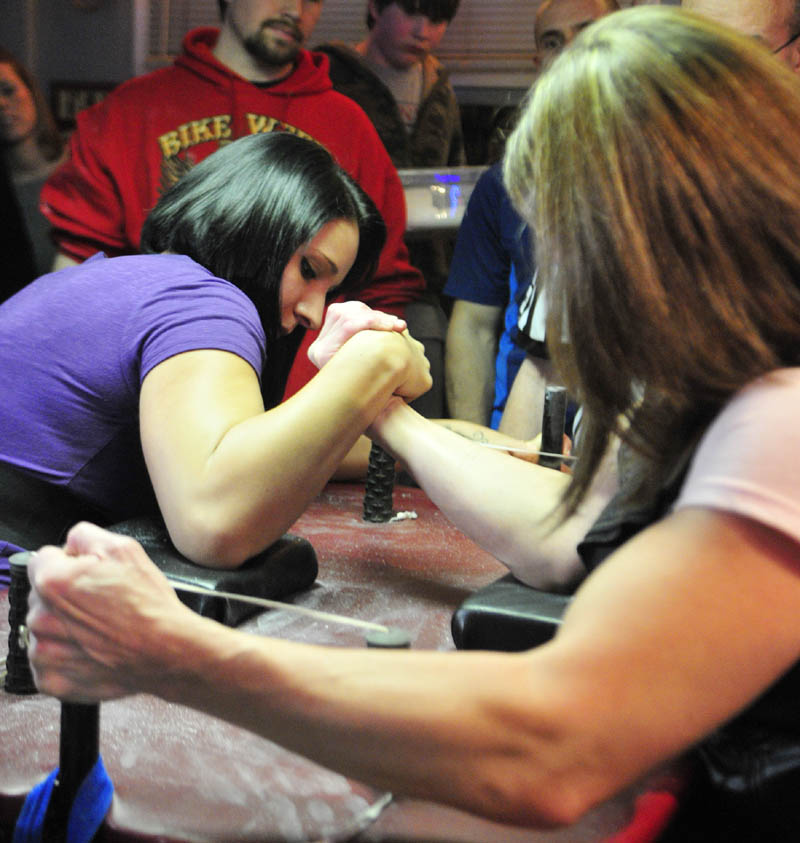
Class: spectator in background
317,1,464,172
682,0,800,71
0,47,64,294
444,0,619,434
444,163,533,428
317,0,465,418
40,0,425,433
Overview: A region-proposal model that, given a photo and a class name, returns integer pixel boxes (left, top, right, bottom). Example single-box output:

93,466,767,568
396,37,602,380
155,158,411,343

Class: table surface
1,483,672,842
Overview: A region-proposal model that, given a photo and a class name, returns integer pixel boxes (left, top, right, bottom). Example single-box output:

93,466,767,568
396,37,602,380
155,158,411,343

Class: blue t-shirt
444,163,535,426
0,253,266,525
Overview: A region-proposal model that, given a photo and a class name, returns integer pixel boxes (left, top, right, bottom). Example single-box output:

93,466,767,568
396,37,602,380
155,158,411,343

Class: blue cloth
1,538,23,587
444,163,534,426
491,264,526,428
13,756,113,843
444,164,533,307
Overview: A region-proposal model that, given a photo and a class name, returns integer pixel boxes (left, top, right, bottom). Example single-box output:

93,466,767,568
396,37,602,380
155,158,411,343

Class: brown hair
505,6,800,514
367,0,460,28
0,47,63,162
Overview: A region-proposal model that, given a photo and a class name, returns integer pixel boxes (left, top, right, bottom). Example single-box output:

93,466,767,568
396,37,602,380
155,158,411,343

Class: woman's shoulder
697,368,800,454
720,368,800,422
675,368,800,538
105,252,209,276
76,254,263,344
100,254,247,299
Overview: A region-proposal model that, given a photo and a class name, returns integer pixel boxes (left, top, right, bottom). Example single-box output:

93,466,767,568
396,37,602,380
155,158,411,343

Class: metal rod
539,386,568,471
42,703,101,840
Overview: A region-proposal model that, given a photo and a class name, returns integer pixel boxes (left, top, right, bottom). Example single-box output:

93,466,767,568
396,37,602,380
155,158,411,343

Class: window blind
146,0,540,77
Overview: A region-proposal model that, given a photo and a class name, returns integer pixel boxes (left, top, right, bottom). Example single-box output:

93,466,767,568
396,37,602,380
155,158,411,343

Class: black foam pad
109,518,318,627
0,462,318,627
451,573,570,652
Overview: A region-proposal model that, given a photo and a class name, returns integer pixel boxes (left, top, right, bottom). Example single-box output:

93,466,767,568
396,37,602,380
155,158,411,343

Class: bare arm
329,434,374,481
51,252,79,271
140,327,430,568
28,510,800,827
330,413,554,486
498,354,559,440
368,399,614,589
445,299,502,424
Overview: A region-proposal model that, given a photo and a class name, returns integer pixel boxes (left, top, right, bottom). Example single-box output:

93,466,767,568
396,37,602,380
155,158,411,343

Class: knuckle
107,534,140,560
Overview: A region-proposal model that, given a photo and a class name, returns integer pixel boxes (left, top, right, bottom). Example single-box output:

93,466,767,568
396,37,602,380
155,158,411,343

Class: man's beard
243,24,302,67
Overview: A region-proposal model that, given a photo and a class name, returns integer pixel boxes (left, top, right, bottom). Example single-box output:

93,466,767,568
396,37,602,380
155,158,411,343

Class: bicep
139,350,264,512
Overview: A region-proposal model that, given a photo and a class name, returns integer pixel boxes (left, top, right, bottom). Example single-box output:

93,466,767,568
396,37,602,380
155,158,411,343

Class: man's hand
308,301,406,369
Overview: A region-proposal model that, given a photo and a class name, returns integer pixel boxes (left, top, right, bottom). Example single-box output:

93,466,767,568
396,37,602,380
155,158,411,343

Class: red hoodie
42,28,424,393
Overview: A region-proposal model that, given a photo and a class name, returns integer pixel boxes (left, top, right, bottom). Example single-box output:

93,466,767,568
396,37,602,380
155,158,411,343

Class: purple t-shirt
0,253,266,560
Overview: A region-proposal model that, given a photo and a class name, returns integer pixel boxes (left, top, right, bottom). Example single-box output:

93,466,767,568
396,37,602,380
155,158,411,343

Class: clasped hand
26,522,193,702
308,301,431,400
307,301,407,368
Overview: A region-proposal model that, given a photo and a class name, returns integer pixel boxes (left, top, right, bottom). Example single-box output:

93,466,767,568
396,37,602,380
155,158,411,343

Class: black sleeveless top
577,443,800,840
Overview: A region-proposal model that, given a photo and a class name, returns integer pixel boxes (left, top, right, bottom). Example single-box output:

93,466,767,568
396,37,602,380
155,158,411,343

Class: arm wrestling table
1,483,680,842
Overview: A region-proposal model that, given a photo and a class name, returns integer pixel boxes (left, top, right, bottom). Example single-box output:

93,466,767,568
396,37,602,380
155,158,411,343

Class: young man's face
226,0,324,67
368,1,450,69
534,0,612,70
683,0,800,70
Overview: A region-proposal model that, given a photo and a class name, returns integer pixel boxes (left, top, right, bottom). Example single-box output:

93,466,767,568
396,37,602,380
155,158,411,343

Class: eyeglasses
773,29,800,53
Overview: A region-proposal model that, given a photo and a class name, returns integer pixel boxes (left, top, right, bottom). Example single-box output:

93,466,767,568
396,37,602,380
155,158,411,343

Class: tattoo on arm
442,423,490,444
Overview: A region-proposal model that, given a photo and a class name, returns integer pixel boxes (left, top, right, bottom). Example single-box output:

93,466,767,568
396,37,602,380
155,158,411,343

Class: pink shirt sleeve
674,368,800,546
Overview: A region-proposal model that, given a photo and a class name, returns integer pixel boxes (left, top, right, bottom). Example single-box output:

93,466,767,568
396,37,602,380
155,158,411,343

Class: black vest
578,444,800,841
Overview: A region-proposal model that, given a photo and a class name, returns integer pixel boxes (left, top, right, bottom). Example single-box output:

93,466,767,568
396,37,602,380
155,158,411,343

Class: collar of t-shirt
370,61,423,133
251,71,293,89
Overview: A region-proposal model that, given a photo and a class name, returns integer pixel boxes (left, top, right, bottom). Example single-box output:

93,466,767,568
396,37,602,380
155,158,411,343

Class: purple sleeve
134,276,266,384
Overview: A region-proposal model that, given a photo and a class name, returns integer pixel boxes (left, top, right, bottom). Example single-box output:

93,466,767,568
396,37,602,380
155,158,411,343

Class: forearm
32,508,800,835
445,350,495,423
432,417,535,450
370,403,601,589
445,303,500,424
329,434,373,481
151,616,606,828
152,333,419,566
498,355,559,439
27,525,614,827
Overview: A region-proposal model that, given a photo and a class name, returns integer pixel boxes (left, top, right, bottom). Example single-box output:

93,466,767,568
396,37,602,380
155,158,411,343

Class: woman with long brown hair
25,8,800,838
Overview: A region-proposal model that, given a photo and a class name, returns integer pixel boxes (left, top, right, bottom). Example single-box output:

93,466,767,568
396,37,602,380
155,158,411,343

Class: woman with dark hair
25,7,800,838
0,131,430,570
0,47,65,288
139,131,387,340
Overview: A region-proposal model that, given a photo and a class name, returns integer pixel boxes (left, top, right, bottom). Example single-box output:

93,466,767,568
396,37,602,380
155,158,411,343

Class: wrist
368,398,422,455
139,609,222,700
